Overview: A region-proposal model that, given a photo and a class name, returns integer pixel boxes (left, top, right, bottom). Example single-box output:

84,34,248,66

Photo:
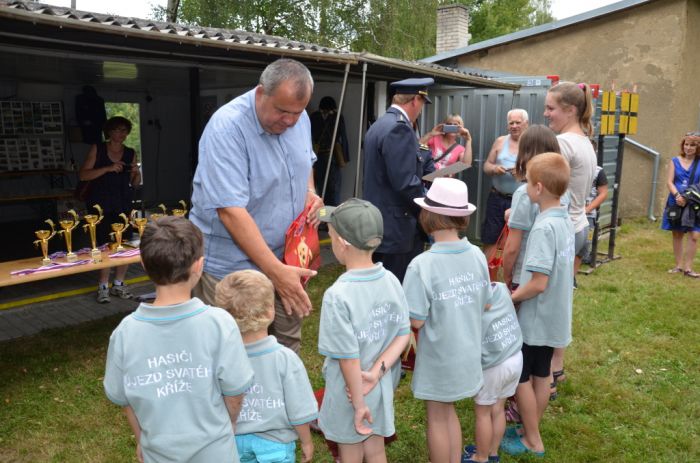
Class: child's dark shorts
519,343,554,383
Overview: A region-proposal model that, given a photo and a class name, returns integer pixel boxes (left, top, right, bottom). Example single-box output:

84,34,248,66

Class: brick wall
436,4,470,54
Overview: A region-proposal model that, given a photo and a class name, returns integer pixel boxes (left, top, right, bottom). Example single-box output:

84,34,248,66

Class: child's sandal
668,267,683,274
549,381,558,401
549,369,565,401
553,369,566,383
684,270,700,278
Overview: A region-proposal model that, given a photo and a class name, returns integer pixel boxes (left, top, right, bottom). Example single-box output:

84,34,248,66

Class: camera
442,124,459,133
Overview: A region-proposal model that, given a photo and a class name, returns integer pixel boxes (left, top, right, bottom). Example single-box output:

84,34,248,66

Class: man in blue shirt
190,59,322,353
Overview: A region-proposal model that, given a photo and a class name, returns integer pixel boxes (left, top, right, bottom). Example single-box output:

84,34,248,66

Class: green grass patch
1,221,698,462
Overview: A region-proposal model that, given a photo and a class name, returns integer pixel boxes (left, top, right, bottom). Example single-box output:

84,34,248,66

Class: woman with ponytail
542,82,597,398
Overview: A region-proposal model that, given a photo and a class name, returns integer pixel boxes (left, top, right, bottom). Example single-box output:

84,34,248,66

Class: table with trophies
0,201,188,287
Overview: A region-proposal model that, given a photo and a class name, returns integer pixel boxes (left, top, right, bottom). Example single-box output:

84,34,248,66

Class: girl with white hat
402,178,490,463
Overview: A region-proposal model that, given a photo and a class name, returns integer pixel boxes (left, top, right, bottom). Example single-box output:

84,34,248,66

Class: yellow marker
608,91,618,135
628,93,639,135
601,91,610,135
619,92,631,134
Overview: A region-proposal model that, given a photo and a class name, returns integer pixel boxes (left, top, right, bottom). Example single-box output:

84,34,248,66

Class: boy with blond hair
215,269,317,463
104,216,254,463
502,153,574,457
316,198,410,463
464,282,523,463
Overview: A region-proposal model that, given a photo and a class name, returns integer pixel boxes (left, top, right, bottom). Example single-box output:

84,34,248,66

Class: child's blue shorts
236,434,296,463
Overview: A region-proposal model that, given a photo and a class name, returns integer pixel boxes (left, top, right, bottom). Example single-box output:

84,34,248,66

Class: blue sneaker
500,435,545,457
463,445,499,462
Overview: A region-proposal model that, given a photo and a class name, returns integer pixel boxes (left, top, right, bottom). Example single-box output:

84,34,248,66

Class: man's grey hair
259,59,314,100
507,108,529,122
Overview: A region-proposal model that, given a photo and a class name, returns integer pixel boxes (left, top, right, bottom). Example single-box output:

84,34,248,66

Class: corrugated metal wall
420,80,549,240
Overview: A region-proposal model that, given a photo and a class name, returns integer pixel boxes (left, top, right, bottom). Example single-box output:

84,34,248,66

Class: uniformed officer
362,77,434,282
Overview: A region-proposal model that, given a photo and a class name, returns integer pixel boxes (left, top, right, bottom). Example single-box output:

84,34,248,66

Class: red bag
486,225,509,282
400,327,419,371
283,205,321,286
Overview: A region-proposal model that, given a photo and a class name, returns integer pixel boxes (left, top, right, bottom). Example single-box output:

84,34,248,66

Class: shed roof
422,0,657,64
0,0,518,90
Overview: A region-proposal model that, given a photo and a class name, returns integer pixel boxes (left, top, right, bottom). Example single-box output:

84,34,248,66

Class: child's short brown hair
215,270,274,333
526,152,570,197
140,216,203,285
419,209,469,235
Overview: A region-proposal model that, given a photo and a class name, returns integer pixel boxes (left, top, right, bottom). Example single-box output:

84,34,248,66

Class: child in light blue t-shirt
503,153,574,458
502,124,562,290
316,198,410,462
464,282,523,463
403,178,490,463
104,217,254,463
215,270,317,463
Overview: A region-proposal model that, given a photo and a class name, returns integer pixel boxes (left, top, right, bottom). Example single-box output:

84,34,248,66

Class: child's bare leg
362,435,387,463
514,379,545,453
473,404,492,462
489,399,507,456
425,400,462,463
338,442,363,463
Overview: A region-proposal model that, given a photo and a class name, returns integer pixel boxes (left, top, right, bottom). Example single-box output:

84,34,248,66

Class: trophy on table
171,200,188,217
109,213,130,251
130,210,148,238
149,203,168,222
83,204,104,263
33,219,57,265
58,209,81,262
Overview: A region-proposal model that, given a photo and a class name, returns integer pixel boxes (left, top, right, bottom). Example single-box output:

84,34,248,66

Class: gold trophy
149,203,168,222
83,204,104,263
109,213,130,251
58,209,80,262
130,210,148,238
33,219,57,265
172,200,188,217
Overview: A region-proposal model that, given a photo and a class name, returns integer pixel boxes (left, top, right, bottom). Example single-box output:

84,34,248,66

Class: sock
113,280,124,286
99,283,109,290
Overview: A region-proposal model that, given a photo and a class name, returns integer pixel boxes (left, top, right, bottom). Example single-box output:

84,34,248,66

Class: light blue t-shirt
481,282,523,370
236,335,317,444
518,207,575,348
104,298,254,463
508,183,571,284
492,139,519,195
190,88,316,279
403,238,490,402
318,264,410,444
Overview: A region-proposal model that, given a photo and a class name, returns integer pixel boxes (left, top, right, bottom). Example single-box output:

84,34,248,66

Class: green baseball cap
317,198,383,250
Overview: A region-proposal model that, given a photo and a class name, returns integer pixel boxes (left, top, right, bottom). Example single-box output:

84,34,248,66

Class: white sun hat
414,177,476,217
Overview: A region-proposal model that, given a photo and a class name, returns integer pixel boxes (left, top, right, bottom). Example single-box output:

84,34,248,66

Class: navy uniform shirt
363,107,426,254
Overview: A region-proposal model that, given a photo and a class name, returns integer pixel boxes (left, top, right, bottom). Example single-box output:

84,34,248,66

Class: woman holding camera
420,114,472,170
662,131,700,278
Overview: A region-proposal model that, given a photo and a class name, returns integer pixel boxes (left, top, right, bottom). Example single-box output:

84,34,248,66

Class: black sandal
549,369,566,401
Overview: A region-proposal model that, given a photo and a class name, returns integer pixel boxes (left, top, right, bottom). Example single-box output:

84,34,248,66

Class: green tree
152,0,553,60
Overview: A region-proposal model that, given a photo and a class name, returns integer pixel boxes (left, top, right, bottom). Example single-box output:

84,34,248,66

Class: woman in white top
542,82,597,396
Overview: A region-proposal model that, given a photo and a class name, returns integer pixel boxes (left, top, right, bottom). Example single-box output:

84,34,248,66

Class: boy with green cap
316,198,411,463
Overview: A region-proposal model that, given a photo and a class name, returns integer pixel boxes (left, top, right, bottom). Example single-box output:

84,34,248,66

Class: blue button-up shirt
190,88,315,279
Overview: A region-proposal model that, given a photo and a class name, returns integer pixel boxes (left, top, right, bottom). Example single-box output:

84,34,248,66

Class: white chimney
436,4,471,54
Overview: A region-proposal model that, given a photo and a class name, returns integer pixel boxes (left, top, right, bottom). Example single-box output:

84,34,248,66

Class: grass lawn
0,219,698,462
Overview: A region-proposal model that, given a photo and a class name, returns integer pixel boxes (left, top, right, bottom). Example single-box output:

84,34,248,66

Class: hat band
424,197,469,210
